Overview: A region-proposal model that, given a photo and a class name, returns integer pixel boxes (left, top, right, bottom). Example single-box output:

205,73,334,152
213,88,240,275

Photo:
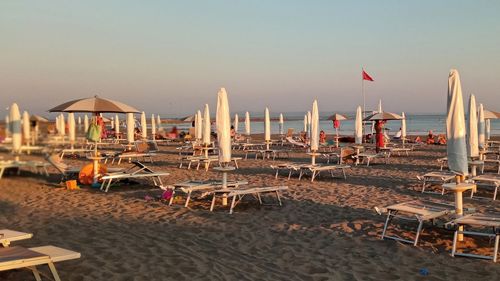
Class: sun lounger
285,137,308,148
0,160,50,180
417,171,457,193
45,154,81,182
447,214,500,262
164,180,248,207
482,159,500,174
0,229,33,247
0,161,21,179
270,163,301,179
375,200,455,246
298,164,350,182
100,161,169,192
59,148,92,159
471,174,500,200
210,186,288,214
0,245,80,281
437,157,448,170
355,152,388,166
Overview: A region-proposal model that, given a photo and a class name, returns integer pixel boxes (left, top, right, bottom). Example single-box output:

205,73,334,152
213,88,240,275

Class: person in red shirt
375,120,386,153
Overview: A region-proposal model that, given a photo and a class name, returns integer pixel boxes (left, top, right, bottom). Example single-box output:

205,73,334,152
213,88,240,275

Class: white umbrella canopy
467,95,479,158
115,114,120,136
355,106,363,144
151,114,156,139
364,112,403,121
216,88,231,163
49,96,139,113
196,110,203,140
110,117,115,129
401,112,407,141
84,115,89,133
310,100,319,151
486,119,491,140
307,111,311,138
234,114,239,133
203,104,211,146
22,111,30,144
446,69,468,176
478,104,485,149
68,112,76,144
126,113,135,144
10,103,22,153
245,111,251,136
140,112,147,139
279,113,284,135
264,107,271,142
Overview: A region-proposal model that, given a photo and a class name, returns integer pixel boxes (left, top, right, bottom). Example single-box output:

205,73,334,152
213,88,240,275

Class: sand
1,139,499,280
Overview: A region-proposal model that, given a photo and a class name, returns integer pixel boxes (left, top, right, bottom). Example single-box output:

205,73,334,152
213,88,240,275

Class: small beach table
0,229,33,247
442,182,477,241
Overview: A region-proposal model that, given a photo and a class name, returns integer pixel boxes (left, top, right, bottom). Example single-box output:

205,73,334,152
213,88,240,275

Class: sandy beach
1,137,499,281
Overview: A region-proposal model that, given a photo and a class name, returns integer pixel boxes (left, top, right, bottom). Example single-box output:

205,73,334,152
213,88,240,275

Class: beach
1,137,499,280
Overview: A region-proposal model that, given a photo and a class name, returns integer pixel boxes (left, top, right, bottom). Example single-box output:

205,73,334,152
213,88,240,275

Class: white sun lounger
210,186,288,214
0,161,50,180
417,171,457,193
100,161,169,192
355,152,389,166
375,200,455,246
164,180,248,207
0,245,80,281
0,229,33,247
471,174,500,200
448,214,500,262
202,157,242,171
298,164,350,182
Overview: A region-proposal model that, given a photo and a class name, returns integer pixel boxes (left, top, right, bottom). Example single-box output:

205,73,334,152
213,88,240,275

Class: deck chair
0,245,80,281
471,174,500,200
270,163,302,180
447,214,500,262
163,180,248,207
0,161,21,180
45,154,81,182
298,164,350,182
417,171,456,193
355,152,388,166
210,186,288,214
100,161,169,192
0,229,33,247
375,200,455,246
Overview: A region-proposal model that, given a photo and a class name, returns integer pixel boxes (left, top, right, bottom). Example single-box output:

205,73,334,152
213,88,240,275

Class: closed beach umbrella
4,116,10,138
467,95,479,158
115,114,120,136
78,116,82,126
110,117,114,129
151,114,156,139
311,100,319,151
303,115,307,132
486,119,491,141
140,111,147,139
245,111,251,136
203,104,211,146
22,111,30,145
59,114,65,136
126,113,134,144
355,106,362,144
279,113,284,135
234,114,239,134
10,103,21,153
478,104,485,149
307,111,311,139
157,115,161,129
196,110,203,140
68,112,76,145
264,107,271,142
401,112,407,144
84,115,89,133
216,88,231,163
378,99,383,113
446,69,468,176
194,111,200,139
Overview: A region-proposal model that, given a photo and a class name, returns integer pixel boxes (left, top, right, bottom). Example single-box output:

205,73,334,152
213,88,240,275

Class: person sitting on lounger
230,126,236,138
437,134,446,145
393,128,402,140
426,130,435,144
319,130,326,144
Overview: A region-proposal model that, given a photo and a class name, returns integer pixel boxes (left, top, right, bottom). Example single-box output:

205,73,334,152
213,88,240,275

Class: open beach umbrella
181,114,196,122
49,96,139,113
264,107,271,145
84,115,89,133
279,113,284,135
328,113,347,121
22,111,30,145
478,104,485,149
68,112,76,147
4,116,10,138
466,95,479,158
377,99,383,113
401,112,407,145
10,103,21,155
203,104,211,146
151,114,156,140
216,88,231,164
486,119,491,141
310,100,319,152
126,113,134,144
114,114,120,137
245,111,251,136
355,106,363,144
140,112,147,139
196,110,203,140
363,112,403,121
234,114,239,134
446,69,468,176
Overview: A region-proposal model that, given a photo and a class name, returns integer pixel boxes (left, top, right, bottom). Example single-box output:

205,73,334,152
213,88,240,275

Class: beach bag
86,123,101,142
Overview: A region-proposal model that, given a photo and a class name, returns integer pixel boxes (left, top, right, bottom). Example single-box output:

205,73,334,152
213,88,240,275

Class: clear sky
1,0,499,116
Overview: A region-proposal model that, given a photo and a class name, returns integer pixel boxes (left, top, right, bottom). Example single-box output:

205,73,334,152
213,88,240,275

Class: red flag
362,70,374,81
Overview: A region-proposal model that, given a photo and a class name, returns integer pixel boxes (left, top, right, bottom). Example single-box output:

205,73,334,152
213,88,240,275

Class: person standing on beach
375,120,385,152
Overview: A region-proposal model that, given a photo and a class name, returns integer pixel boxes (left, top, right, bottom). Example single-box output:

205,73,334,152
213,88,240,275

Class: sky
1,0,499,117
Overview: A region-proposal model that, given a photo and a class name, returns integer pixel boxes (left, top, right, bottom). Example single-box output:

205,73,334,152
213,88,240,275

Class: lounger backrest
135,142,149,153
286,128,294,137
340,148,355,164
45,154,68,174
132,161,154,173
147,141,159,152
